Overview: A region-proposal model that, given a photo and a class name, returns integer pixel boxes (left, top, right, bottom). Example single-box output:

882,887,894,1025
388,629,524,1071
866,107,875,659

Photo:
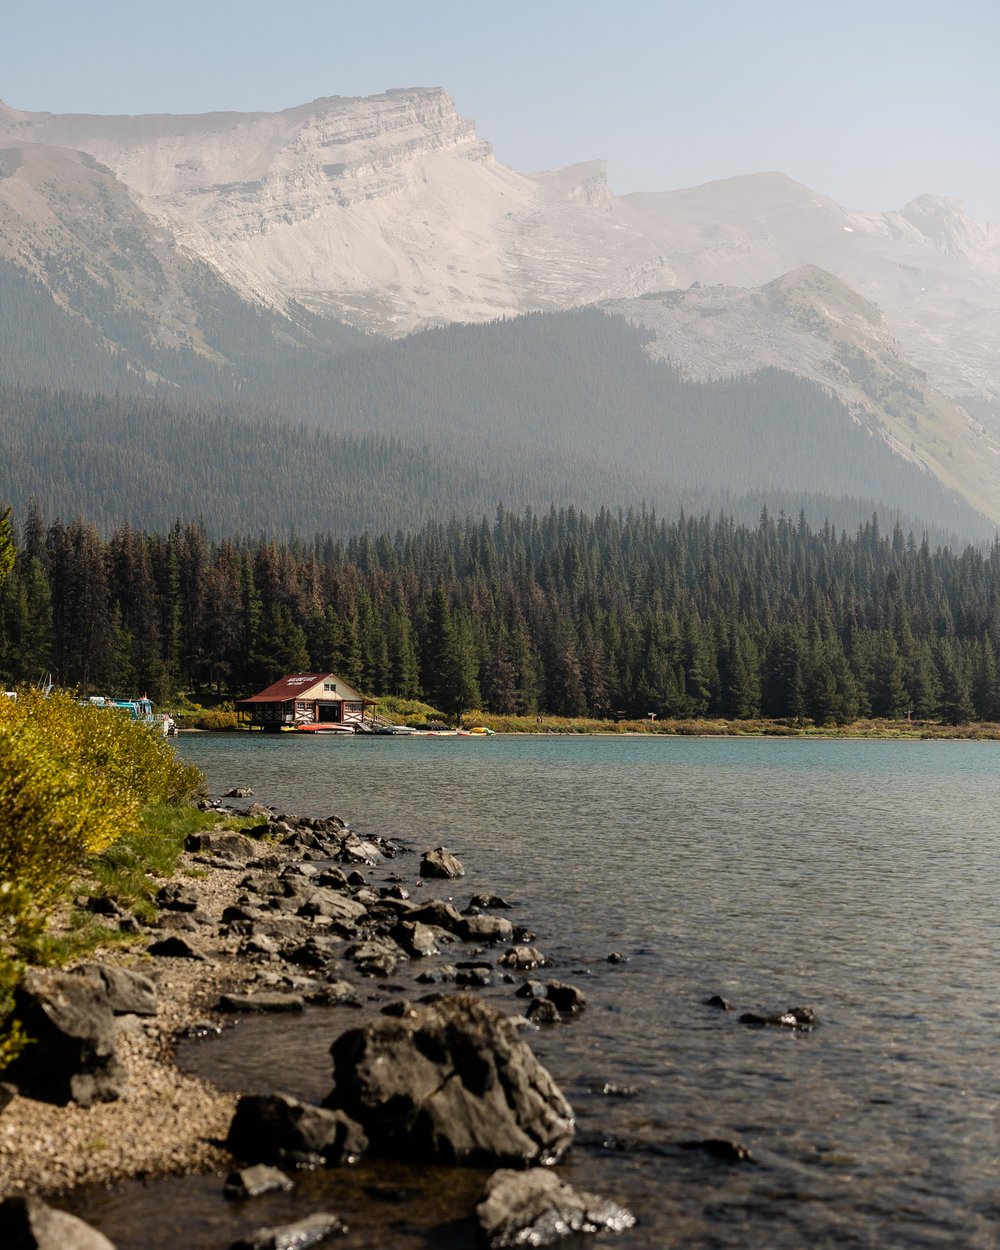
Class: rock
84,896,123,917
335,834,382,865
0,1196,117,1249
217,993,306,1013
525,999,560,1025
154,911,203,934
606,952,628,963
184,830,258,861
147,935,206,960
228,1213,347,1250
155,883,199,912
73,964,157,1016
224,787,255,798
467,893,513,910
545,981,586,1013
0,1082,15,1114
4,969,125,1106
739,1005,817,1030
405,900,466,934
389,920,439,958
476,1168,635,1248
461,915,514,944
514,980,547,1000
227,1092,367,1168
679,1137,754,1163
419,847,465,879
498,946,550,970
326,993,575,1166
345,938,404,977
295,890,368,926
704,994,733,1010
224,1164,294,1200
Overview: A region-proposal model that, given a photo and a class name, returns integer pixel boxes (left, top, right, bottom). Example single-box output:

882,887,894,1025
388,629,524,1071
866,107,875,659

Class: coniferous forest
2,502,999,726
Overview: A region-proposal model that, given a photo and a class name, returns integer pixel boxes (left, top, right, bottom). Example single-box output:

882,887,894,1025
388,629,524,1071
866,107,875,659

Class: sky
3,0,998,220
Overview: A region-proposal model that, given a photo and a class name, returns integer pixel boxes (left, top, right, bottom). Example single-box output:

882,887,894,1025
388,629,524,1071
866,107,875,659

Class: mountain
604,266,1000,522
622,173,1000,406
0,91,671,334
2,91,999,408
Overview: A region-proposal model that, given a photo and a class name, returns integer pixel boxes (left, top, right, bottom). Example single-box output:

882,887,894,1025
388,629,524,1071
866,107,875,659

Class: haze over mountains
1,87,998,539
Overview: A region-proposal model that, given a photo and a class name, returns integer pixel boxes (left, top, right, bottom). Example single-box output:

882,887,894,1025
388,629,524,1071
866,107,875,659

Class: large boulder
325,994,575,1165
73,964,157,1016
4,969,125,1106
477,1168,635,1248
184,830,259,861
226,1091,367,1167
0,1195,117,1249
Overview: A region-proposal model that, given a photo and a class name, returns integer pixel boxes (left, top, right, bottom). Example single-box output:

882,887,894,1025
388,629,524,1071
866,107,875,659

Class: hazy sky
3,0,998,219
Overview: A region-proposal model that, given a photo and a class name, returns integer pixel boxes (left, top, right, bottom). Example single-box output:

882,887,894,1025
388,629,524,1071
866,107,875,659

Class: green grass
85,802,266,921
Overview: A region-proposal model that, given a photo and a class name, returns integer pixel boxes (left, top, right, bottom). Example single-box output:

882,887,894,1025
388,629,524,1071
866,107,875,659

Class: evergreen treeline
2,503,999,726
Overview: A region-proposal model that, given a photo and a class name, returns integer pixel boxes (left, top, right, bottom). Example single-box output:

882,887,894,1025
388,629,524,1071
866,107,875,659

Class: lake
70,734,1000,1248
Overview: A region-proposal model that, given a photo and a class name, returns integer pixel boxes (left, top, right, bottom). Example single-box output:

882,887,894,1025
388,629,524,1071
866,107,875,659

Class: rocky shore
0,794,637,1247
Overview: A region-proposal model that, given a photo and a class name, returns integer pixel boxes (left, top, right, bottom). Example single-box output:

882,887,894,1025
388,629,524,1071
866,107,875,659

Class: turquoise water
72,735,1000,1248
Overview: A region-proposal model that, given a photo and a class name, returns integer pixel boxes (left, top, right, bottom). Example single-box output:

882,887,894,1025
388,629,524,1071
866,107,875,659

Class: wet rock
498,946,550,970
679,1137,754,1163
336,834,382,865
224,1164,294,1200
227,1092,367,1168
155,882,200,912
380,884,410,901
461,915,515,944
415,965,458,985
217,993,306,1014
455,965,494,988
704,994,733,1010
405,900,466,934
224,787,254,798
525,999,560,1025
514,980,547,1000
0,1195,117,1249
467,893,513,911
4,969,125,1107
545,981,587,1013
147,935,206,960
184,830,258,861
228,1212,347,1250
477,1167,635,1248
345,938,404,977
739,1005,816,1030
315,867,349,890
589,1083,640,1098
606,952,629,964
73,964,157,1017
325,993,575,1165
392,920,444,957
419,847,465,879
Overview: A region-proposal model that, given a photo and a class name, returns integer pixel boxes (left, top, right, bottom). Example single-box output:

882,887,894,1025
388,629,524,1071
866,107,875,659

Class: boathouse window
324,683,337,692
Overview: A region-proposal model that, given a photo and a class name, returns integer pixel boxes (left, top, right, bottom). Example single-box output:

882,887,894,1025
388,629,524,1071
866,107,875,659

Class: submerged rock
226,1091,367,1168
0,1194,117,1249
224,1164,294,1200
325,993,574,1165
477,1168,635,1247
228,1212,346,1250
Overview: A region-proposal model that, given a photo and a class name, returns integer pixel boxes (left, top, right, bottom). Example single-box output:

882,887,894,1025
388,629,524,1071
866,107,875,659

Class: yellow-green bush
0,689,203,1065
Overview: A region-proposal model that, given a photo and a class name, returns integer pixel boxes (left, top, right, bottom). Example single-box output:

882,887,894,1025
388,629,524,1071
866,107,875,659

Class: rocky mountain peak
898,193,1000,263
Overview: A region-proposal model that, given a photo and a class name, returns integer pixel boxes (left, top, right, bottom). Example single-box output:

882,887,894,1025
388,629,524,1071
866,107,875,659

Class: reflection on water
68,736,1000,1248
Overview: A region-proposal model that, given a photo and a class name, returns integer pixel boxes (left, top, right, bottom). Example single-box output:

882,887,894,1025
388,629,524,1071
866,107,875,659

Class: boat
294,722,355,734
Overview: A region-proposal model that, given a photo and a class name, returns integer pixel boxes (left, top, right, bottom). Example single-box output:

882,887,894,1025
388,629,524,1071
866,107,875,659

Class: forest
1,501,999,726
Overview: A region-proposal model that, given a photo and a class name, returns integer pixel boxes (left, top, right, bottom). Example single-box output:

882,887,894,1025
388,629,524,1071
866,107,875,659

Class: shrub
0,689,203,1066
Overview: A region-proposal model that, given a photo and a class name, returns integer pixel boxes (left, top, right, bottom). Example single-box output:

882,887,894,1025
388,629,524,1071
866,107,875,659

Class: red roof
238,673,331,704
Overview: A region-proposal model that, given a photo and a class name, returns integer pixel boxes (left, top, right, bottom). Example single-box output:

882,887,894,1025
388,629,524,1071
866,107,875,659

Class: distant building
237,673,370,732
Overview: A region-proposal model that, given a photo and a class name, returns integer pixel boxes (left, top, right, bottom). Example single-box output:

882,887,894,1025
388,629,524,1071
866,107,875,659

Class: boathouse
237,673,370,732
